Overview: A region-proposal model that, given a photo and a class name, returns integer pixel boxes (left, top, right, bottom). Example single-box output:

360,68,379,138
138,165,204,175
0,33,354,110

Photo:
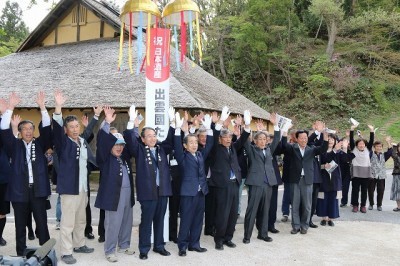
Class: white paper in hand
276,113,292,132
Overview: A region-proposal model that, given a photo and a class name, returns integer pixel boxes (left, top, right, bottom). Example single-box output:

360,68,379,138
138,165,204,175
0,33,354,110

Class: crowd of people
0,91,399,264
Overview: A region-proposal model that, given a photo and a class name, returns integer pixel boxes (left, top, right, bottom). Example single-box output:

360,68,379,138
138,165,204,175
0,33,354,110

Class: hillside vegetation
199,0,400,140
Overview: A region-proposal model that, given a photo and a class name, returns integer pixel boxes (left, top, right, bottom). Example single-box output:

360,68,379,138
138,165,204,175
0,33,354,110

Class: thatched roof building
0,0,270,122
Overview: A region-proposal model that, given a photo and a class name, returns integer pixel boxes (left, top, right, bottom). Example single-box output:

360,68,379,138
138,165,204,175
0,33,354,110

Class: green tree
0,1,29,57
309,0,344,60
0,1,29,42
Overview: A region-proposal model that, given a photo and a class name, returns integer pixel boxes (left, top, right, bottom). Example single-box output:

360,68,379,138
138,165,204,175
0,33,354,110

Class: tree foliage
0,1,29,57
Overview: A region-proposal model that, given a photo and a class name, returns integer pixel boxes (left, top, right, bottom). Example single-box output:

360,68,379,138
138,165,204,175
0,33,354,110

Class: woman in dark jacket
317,134,354,226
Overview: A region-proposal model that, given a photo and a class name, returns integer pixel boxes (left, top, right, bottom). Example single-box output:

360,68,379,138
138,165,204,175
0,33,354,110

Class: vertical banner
146,28,171,141
145,28,171,241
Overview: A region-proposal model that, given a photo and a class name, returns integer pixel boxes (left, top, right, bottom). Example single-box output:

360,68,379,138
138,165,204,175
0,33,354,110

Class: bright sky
0,0,125,32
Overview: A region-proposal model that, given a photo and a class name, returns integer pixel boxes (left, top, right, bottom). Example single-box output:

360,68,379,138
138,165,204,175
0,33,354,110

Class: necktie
150,149,160,186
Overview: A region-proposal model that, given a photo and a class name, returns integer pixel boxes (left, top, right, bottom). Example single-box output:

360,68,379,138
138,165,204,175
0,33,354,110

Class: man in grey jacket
243,113,280,244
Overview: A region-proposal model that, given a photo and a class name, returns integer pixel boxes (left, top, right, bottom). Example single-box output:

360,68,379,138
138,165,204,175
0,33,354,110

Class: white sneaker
118,248,135,255
106,253,118,262
55,222,60,230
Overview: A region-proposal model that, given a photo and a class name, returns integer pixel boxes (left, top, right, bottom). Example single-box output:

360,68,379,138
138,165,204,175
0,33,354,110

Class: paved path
1,170,400,265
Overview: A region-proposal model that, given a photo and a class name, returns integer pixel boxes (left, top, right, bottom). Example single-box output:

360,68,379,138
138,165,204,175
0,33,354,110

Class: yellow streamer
118,22,124,70
195,12,202,66
147,13,151,66
128,14,133,74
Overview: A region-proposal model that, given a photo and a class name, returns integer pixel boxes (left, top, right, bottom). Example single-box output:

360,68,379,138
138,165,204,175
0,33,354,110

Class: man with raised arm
0,92,51,256
123,105,173,260
52,90,95,264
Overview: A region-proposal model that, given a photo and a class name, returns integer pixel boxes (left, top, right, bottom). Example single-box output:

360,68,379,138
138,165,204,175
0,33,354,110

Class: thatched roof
0,0,270,119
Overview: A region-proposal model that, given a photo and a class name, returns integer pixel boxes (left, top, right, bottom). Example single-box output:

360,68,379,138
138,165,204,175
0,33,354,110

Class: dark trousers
12,187,50,256
351,178,369,207
281,182,291,216
138,196,168,254
177,192,205,250
310,183,320,222
268,185,278,230
213,182,239,244
341,174,351,205
169,177,181,242
244,185,272,240
98,209,105,238
368,178,385,207
204,184,216,235
85,189,93,235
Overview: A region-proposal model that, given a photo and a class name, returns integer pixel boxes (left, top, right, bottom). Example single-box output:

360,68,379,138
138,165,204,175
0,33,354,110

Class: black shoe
179,250,186,256
257,235,273,242
340,203,347,207
309,222,318,228
98,236,105,243
188,247,207,252
169,238,178,244
300,228,307,234
0,237,6,246
28,232,35,241
85,232,95,240
291,229,300,234
139,253,148,260
320,220,327,226
153,248,171,256
243,238,250,244
204,231,215,237
268,228,280,234
215,243,224,250
328,220,335,227
223,240,236,248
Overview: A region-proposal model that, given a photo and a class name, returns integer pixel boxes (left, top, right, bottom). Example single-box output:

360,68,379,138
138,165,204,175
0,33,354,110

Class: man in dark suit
124,105,173,260
243,113,280,244
208,107,251,250
281,128,328,234
0,92,51,256
174,113,213,256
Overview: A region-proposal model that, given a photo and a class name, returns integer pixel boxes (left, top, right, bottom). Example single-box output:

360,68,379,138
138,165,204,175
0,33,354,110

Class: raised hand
235,114,243,127
8,92,21,110
54,90,66,114
81,115,89,127
168,106,175,123
184,110,189,122
367,124,374,132
211,111,219,123
104,105,116,124
11,114,21,137
220,106,230,122
128,104,137,121
233,124,241,136
11,114,21,129
93,105,103,117
0,98,8,114
350,125,357,131
181,120,189,133
256,119,265,131
36,91,46,110
223,116,231,129
269,113,277,126
342,138,349,150
202,114,212,130
175,112,184,129
243,110,252,126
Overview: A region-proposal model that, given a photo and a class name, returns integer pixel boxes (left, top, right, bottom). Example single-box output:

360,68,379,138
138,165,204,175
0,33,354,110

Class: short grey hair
220,129,232,138
254,131,270,140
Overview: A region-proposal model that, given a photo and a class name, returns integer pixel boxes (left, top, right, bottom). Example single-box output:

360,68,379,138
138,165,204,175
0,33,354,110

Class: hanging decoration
119,0,161,74
162,0,202,70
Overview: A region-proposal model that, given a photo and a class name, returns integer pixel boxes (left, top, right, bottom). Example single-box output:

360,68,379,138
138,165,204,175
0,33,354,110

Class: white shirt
299,146,305,176
23,140,34,183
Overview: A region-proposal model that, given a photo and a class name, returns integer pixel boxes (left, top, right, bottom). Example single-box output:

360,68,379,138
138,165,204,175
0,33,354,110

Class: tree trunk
326,20,337,60
218,36,227,79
